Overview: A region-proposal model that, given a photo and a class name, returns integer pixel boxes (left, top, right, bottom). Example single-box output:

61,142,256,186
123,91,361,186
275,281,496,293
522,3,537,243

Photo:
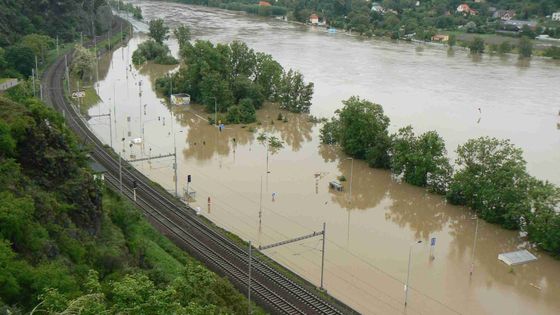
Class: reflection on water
84,4,560,315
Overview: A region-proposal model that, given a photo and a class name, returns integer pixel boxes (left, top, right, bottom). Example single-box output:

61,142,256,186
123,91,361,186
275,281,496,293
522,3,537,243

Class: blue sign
430,237,436,246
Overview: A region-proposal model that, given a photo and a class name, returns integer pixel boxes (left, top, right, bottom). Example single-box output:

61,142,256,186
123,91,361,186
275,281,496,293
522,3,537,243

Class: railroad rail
42,18,357,315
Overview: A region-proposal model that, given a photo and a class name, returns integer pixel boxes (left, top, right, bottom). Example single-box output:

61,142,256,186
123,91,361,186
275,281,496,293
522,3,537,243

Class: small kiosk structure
171,93,191,106
498,250,537,266
90,160,107,182
329,180,343,192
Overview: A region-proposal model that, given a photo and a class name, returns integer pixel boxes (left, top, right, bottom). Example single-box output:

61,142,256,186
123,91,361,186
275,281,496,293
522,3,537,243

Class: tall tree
174,25,191,50
148,18,169,44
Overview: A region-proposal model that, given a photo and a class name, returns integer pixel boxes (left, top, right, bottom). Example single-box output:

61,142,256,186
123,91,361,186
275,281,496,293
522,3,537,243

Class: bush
498,41,512,54
447,137,530,229
544,46,560,59
320,96,391,168
132,40,177,65
469,37,485,54
390,126,452,193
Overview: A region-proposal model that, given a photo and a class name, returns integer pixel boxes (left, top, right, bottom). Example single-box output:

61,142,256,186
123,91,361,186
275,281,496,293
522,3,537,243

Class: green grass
0,78,14,84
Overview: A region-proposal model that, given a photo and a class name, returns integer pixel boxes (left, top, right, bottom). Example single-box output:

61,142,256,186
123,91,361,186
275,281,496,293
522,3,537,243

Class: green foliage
161,40,311,121
320,96,391,168
544,46,560,59
278,69,314,113
517,37,533,58
20,34,55,63
174,25,191,50
447,137,531,229
320,95,560,254
498,40,513,54
110,0,143,20
4,45,35,77
226,98,257,124
71,45,96,82
469,37,485,54
390,126,452,193
149,19,170,44
0,95,259,312
132,40,178,65
448,34,457,47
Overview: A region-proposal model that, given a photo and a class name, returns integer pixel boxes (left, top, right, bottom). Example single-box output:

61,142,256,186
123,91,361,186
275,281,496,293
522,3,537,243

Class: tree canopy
156,40,314,123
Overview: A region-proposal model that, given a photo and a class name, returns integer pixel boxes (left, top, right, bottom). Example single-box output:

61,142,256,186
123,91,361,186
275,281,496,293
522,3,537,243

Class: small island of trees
156,38,314,124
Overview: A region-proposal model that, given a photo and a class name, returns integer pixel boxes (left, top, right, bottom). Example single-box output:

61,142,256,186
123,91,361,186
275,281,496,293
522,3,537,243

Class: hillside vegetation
0,86,261,314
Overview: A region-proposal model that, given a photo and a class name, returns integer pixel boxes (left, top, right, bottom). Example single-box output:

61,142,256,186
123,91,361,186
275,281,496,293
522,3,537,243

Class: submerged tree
71,45,96,81
148,18,169,44
390,126,452,193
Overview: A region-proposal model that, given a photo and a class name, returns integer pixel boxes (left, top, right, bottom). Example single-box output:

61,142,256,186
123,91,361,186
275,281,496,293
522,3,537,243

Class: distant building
553,12,560,21
258,1,271,6
503,19,537,31
371,2,384,13
493,10,516,21
431,34,449,42
456,4,478,15
309,13,319,25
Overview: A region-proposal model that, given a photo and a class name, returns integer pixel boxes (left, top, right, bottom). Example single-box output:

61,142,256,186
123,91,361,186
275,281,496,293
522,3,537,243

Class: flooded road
86,3,560,314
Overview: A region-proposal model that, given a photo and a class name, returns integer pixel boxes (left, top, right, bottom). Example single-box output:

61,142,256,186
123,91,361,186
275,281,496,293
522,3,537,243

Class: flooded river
86,2,560,314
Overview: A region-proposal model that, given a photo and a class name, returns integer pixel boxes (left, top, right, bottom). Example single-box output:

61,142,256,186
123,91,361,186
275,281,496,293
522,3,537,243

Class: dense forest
0,0,113,79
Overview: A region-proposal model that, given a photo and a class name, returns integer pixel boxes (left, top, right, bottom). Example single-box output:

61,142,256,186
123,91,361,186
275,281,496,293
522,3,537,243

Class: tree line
155,38,314,124
0,0,114,79
321,96,560,255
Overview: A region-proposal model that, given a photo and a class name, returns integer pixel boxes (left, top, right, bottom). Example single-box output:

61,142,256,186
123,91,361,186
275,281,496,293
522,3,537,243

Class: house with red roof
309,13,319,25
258,1,271,6
456,4,478,15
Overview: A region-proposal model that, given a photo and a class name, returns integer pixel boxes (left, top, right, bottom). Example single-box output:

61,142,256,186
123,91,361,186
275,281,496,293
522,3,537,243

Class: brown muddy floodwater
85,3,560,314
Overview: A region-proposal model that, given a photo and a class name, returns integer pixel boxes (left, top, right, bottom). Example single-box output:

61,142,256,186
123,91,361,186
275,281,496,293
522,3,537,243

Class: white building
171,93,191,106
552,12,560,21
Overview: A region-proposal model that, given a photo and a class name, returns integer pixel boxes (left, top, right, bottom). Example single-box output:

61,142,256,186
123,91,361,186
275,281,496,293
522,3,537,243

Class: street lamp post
470,213,479,276
120,137,125,194
405,240,422,307
346,157,354,201
210,97,218,125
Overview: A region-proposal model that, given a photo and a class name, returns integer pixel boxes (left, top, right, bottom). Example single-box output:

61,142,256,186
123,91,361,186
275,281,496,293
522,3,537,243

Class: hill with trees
0,86,261,314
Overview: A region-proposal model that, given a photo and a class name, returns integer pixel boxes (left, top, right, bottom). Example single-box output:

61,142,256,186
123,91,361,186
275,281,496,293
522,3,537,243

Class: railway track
42,18,357,315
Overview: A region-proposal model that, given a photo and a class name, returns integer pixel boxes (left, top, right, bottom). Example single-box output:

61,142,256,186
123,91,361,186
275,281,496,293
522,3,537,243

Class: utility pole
405,240,422,307
248,241,252,315
80,32,83,46
320,222,326,290
31,69,36,97
64,54,70,95
174,144,178,197
259,175,263,227
347,157,354,201
470,213,479,276
35,55,38,82
120,137,124,194
259,223,327,290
